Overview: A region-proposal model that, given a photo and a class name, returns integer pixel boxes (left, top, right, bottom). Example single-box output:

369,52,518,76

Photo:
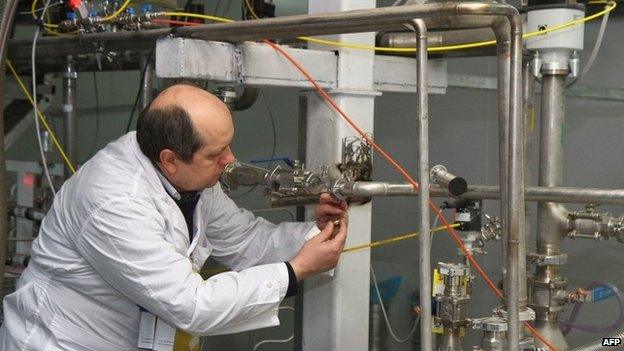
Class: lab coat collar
129,132,204,254
154,168,182,201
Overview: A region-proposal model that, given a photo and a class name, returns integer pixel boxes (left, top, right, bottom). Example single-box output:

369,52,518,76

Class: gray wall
6,1,624,350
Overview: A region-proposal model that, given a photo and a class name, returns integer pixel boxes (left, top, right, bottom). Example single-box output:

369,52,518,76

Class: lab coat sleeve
75,196,289,335
204,183,317,271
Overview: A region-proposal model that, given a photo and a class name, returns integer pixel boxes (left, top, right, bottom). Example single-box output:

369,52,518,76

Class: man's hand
289,218,348,281
315,193,348,230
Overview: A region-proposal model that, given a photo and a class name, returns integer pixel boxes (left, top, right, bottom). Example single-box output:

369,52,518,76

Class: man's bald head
136,83,233,165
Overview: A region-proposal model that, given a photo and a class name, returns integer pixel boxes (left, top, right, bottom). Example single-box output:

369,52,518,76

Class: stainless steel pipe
338,182,624,206
534,72,570,351
139,54,153,112
11,3,516,59
63,59,77,178
378,27,494,48
413,18,432,351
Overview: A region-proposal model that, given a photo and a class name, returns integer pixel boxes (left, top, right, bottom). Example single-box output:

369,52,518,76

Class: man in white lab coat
0,84,348,350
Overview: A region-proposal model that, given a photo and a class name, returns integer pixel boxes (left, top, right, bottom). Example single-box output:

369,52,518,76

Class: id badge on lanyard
138,308,200,351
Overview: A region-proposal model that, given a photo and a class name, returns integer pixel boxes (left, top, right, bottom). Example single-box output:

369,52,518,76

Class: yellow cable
244,0,260,19
102,0,132,21
30,0,59,28
342,223,460,253
5,60,77,174
238,0,617,53
203,222,461,276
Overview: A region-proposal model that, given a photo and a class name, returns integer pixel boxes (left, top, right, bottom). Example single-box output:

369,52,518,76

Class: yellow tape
342,223,460,253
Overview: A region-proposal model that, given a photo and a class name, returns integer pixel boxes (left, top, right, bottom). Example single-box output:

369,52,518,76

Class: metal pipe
534,71,570,351
377,27,494,48
63,58,77,178
139,54,153,112
490,10,525,350
413,18,432,351
230,87,260,111
10,3,516,60
521,58,535,313
0,0,19,302
430,165,467,196
337,182,624,205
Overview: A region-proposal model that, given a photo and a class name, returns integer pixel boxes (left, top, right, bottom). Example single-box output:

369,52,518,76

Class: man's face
174,121,236,192
163,95,237,192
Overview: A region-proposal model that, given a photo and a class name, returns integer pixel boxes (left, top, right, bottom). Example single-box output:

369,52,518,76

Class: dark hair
136,104,204,164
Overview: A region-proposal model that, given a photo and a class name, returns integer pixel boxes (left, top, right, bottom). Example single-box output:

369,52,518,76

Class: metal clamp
493,307,535,322
439,262,470,276
472,316,507,332
526,252,568,266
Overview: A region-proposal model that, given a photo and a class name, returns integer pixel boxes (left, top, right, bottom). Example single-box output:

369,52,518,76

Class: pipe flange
438,262,469,276
526,252,567,266
528,304,566,313
540,62,570,76
472,316,507,332
531,278,567,289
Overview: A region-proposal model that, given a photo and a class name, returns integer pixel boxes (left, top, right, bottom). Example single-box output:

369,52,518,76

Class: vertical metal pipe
494,20,510,310
534,72,569,350
139,54,153,112
506,14,526,351
0,0,19,302
412,18,431,351
62,58,77,178
521,59,535,313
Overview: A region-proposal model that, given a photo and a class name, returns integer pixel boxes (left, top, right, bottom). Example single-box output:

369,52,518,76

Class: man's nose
221,148,236,166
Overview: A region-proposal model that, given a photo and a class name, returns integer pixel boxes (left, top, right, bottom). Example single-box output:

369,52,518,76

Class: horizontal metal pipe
9,2,510,60
338,182,624,206
378,27,494,49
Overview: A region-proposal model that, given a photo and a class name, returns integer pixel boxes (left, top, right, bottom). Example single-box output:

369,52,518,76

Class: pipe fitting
430,165,468,196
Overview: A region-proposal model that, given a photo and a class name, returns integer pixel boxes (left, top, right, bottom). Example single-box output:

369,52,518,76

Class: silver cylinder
413,18,432,351
377,27,494,48
369,303,388,351
336,182,624,206
534,72,569,351
63,59,77,178
430,165,467,196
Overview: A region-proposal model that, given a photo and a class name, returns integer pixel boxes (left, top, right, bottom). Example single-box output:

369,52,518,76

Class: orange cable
161,18,558,351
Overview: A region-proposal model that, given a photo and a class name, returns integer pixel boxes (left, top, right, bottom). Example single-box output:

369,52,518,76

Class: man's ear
159,149,179,174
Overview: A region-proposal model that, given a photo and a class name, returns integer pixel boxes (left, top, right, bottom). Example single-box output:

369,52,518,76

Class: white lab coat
0,132,314,350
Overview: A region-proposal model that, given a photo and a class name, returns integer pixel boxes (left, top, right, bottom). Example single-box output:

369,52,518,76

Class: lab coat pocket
49,316,130,351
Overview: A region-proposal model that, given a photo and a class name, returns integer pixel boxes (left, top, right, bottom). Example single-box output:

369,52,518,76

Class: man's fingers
332,218,348,250
319,193,342,205
318,204,344,216
314,221,335,242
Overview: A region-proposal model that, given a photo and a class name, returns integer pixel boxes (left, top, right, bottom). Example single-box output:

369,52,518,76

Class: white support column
302,1,376,350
